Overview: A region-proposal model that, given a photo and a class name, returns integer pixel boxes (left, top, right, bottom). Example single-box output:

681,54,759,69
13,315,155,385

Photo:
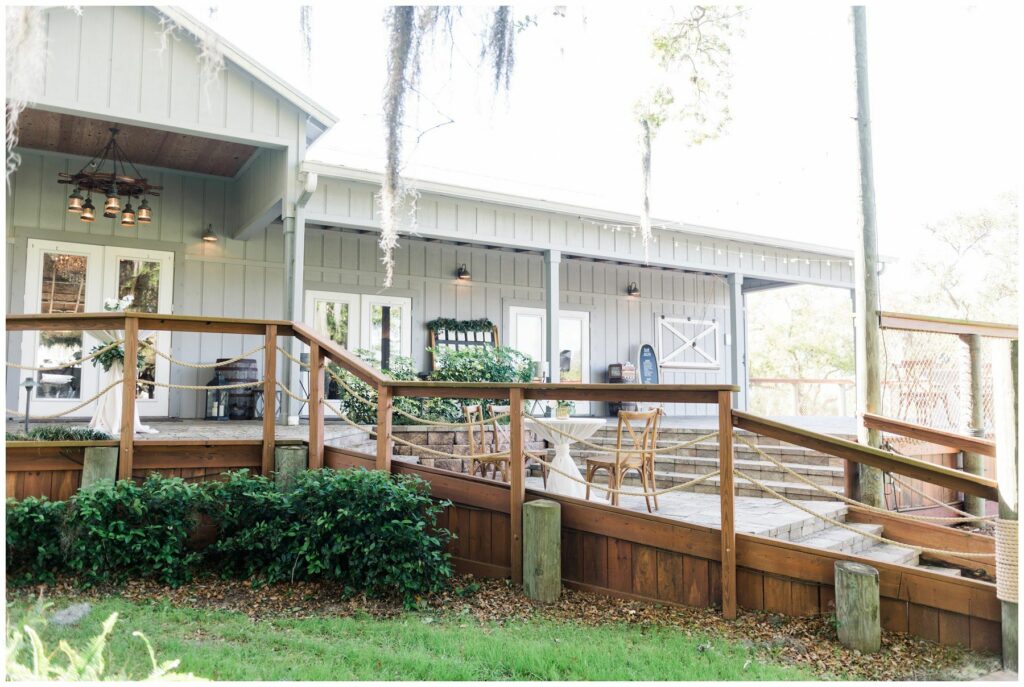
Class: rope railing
734,467,996,560
735,434,996,523
527,415,720,455
5,339,125,371
887,471,978,518
6,378,124,419
139,340,266,369
137,378,264,391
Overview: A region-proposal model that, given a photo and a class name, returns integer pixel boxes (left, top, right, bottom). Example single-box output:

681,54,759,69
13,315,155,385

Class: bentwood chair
584,407,662,512
489,404,548,488
464,404,510,481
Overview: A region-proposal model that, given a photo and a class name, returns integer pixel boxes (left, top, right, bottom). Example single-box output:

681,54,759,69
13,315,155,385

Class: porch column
727,273,747,410
282,209,306,422
545,250,561,384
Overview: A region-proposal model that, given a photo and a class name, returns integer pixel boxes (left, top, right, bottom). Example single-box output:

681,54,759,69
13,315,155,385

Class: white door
20,240,174,418
304,290,360,413
508,306,592,414
361,295,412,360
103,246,175,417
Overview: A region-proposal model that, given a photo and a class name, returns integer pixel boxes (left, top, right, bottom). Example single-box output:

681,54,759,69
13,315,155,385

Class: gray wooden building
6,5,855,420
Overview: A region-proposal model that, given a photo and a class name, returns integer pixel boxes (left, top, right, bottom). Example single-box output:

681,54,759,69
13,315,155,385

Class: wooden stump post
835,561,881,653
274,445,308,490
523,499,561,603
81,447,118,488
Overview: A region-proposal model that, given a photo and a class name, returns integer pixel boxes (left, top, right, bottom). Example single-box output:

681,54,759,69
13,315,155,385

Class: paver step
577,437,842,467
788,523,884,555
582,468,844,502
856,542,920,567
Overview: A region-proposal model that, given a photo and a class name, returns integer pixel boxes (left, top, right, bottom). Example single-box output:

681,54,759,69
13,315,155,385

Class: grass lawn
6,594,815,681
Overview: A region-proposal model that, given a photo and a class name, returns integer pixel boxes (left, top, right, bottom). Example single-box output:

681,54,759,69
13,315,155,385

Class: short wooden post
274,444,308,490
718,390,737,619
307,341,324,469
523,499,561,602
118,316,138,481
509,387,526,584
835,560,881,653
375,384,393,472
81,447,118,488
262,324,277,477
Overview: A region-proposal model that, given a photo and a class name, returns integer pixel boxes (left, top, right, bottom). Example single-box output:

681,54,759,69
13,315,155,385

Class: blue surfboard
638,344,659,385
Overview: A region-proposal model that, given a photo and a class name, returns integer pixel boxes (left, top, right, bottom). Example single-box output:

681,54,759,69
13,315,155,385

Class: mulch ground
14,574,1000,681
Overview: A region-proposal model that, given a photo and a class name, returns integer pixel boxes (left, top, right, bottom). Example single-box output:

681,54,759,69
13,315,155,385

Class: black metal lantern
205,371,230,421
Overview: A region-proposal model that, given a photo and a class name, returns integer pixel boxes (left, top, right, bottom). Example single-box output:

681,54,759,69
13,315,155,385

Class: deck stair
568,425,849,502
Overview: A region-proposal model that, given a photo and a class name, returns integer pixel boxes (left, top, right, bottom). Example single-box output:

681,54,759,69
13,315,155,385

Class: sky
185,2,1022,259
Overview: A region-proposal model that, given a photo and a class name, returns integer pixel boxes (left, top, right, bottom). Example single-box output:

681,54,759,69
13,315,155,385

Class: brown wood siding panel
656,550,685,605
490,513,511,568
908,604,940,643
606,537,632,593
133,443,262,470
631,544,658,598
683,555,710,608
791,581,821,617
881,597,909,633
818,585,836,615
468,509,491,564
22,471,52,500
709,560,723,608
938,610,971,648
763,575,790,614
737,568,764,610
51,470,80,500
581,532,608,588
562,529,584,583
969,617,1002,654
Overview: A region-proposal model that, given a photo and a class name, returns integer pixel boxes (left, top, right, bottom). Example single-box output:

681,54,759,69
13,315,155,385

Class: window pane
515,314,545,365
315,300,349,348
117,259,160,313
559,317,584,383
36,252,87,398
368,304,402,359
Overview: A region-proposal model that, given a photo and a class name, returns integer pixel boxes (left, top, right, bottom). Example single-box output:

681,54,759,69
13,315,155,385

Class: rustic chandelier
57,127,161,228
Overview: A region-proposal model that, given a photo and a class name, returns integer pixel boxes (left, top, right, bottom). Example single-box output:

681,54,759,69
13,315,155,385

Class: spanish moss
482,6,515,92
5,7,46,186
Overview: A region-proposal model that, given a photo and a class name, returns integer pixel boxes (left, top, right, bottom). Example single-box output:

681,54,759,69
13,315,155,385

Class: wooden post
993,338,1018,670
262,324,277,477
835,560,881,653
961,333,986,516
307,341,324,469
375,384,393,472
851,5,885,508
274,445,308,490
118,316,138,481
718,390,736,619
523,499,561,602
510,387,526,584
81,447,118,488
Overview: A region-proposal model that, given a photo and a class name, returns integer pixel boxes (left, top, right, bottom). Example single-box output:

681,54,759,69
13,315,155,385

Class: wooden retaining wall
323,445,1002,654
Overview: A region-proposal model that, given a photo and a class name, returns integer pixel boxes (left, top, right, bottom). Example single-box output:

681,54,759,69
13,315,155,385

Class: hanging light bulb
80,196,96,223
103,189,120,218
201,224,219,242
121,202,136,227
137,197,152,223
67,188,84,213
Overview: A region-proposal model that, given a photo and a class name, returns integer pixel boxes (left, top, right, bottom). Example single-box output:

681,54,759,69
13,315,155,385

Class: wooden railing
6,312,1006,625
864,412,996,457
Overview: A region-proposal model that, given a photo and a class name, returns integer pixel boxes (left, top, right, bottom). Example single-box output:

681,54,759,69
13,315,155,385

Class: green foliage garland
425,318,495,334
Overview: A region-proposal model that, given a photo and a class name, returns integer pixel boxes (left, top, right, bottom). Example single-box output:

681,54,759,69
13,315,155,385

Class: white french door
20,240,174,418
508,306,591,414
303,290,412,414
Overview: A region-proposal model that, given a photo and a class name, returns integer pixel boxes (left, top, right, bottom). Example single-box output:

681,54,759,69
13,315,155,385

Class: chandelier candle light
58,127,161,228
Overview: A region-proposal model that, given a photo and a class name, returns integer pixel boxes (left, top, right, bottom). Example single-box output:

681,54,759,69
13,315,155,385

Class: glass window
36,253,87,399
367,303,403,362
117,258,161,398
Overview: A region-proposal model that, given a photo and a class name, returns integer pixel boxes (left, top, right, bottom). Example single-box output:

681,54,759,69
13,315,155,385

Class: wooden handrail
382,380,737,404
290,322,387,387
863,412,996,457
879,311,1018,339
732,411,998,501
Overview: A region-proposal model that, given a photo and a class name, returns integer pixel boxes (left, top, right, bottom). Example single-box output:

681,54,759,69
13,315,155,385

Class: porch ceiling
15,108,258,177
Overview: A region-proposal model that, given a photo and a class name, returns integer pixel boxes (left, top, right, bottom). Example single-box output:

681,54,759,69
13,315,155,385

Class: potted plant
555,400,574,419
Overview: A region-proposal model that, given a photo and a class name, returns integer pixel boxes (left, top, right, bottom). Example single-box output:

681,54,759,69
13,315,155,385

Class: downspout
282,170,318,423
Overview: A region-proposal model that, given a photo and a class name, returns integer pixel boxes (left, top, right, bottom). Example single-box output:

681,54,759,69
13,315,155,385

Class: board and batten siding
304,176,856,288
32,6,305,147
304,229,731,415
6,150,287,417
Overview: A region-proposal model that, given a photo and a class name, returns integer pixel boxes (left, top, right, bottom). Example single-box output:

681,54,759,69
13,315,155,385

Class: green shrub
428,345,535,385
5,425,113,442
64,475,203,586
332,349,461,425
6,496,67,584
205,468,452,606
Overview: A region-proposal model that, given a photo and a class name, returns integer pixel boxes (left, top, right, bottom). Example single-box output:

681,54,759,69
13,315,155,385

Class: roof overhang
303,161,858,260
156,6,338,144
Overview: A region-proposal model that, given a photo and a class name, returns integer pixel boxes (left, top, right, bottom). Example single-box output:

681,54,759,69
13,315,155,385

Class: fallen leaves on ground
15,575,999,681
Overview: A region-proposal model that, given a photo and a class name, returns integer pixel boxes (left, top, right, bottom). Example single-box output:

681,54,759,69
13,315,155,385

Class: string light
574,216,858,269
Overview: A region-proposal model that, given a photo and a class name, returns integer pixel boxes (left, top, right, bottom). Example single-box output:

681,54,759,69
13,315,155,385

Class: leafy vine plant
635,5,746,261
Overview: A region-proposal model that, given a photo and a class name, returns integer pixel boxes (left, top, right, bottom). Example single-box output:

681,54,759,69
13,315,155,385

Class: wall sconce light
201,224,219,242
627,281,640,297
456,263,471,280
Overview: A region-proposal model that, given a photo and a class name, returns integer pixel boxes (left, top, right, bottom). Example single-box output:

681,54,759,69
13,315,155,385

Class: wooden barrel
217,358,258,421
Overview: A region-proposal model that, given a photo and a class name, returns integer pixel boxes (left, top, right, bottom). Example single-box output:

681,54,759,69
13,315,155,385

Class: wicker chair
464,404,510,481
584,408,662,512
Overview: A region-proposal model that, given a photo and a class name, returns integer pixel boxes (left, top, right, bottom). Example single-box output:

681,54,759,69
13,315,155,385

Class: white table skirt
525,417,606,499
88,330,158,436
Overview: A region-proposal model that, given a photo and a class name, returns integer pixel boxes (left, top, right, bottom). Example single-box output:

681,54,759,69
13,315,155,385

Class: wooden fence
6,312,1004,653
